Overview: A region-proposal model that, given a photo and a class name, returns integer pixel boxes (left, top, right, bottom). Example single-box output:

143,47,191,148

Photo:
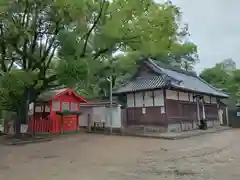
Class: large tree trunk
14,89,30,137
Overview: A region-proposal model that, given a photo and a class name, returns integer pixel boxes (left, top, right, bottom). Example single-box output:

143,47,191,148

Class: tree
200,59,240,107
221,58,236,73
0,0,102,135
58,0,199,98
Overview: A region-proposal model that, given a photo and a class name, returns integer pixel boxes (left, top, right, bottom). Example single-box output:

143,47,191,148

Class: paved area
0,129,239,180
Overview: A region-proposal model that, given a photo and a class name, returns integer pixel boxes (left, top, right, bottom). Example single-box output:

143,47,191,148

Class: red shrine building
28,88,86,134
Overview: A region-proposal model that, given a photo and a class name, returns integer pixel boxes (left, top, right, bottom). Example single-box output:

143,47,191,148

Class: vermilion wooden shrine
28,88,86,134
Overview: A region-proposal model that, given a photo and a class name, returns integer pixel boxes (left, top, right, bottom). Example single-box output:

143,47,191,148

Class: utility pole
109,76,113,134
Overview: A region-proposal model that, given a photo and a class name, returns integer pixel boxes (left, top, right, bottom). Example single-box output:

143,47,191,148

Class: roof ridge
147,59,182,83
135,74,160,79
149,58,198,77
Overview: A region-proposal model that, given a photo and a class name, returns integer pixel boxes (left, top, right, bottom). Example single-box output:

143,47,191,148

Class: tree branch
93,48,110,59
0,24,7,72
44,45,57,72
93,36,139,59
28,8,41,69
80,0,107,57
32,20,61,71
11,43,36,64
21,0,29,27
7,59,15,71
41,21,61,62
22,39,28,69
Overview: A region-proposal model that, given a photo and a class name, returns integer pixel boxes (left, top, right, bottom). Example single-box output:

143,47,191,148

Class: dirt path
0,130,239,180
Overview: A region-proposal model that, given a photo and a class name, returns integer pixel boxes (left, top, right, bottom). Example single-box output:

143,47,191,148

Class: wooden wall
165,89,218,124
126,90,166,127
125,88,219,131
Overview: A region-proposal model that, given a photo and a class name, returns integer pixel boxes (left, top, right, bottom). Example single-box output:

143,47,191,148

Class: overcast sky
169,0,240,73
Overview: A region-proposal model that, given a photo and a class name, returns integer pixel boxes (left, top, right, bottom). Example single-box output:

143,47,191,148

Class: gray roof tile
114,58,229,98
115,76,165,93
151,60,228,97
37,88,68,102
149,59,228,97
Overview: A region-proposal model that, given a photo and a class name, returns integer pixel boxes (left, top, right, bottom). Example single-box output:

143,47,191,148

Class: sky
169,0,240,73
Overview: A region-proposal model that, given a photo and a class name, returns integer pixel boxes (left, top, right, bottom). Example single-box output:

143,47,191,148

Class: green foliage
58,0,199,98
0,0,94,111
0,70,38,110
0,0,105,131
200,59,240,106
56,56,89,87
0,0,199,116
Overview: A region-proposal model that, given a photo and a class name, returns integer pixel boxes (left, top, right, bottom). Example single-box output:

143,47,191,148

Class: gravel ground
0,129,239,180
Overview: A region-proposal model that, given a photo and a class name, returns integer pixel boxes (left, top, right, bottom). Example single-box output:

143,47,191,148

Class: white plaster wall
127,93,134,107
79,107,92,127
189,93,194,102
154,90,164,106
135,92,143,107
105,105,122,128
179,92,189,101
166,90,178,100
145,91,154,107
204,95,211,103
80,106,122,128
211,97,217,103
92,106,106,122
126,90,164,107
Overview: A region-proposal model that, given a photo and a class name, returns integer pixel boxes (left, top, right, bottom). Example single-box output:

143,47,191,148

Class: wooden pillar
163,89,168,129
60,102,62,134
32,102,36,136
196,98,200,123
202,100,206,120
61,115,63,134
49,102,53,133
87,114,91,132
43,104,45,119
76,115,79,132
226,107,229,126
60,102,62,111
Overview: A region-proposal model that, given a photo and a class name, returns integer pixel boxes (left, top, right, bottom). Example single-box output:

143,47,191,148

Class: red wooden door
63,115,77,132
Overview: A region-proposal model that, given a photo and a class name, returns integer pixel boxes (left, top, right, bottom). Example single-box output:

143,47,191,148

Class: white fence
80,105,122,128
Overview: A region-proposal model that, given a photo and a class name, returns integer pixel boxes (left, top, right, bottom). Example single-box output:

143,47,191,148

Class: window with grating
52,101,60,111
62,102,69,111
70,102,78,111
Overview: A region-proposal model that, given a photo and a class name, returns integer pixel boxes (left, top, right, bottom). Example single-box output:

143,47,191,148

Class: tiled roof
114,75,165,93
149,60,228,97
114,58,229,98
37,88,68,102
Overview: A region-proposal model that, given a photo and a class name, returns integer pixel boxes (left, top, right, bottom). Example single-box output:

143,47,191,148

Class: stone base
168,120,220,132
168,122,195,133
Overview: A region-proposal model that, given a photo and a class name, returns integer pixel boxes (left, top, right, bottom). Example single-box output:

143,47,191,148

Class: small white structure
80,101,122,129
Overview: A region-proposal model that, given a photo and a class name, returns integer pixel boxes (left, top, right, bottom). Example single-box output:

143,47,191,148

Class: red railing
28,118,51,133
